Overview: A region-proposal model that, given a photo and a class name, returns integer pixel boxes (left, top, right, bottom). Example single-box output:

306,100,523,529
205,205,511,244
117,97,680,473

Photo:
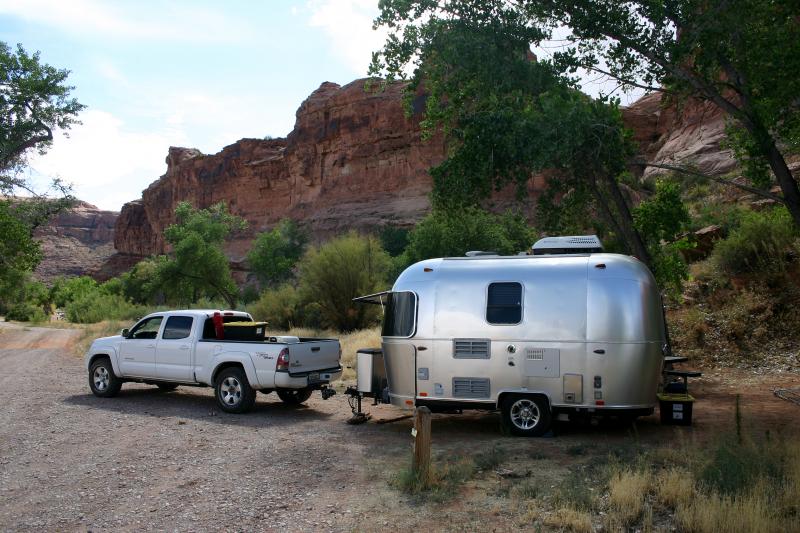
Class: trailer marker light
419,392,428,397
424,267,433,272
405,400,414,406
595,400,605,406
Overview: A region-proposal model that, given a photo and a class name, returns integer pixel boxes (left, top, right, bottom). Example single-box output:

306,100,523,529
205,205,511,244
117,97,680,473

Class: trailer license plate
308,373,320,383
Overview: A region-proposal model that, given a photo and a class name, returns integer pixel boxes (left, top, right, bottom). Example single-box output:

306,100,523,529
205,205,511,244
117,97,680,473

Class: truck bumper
275,367,342,389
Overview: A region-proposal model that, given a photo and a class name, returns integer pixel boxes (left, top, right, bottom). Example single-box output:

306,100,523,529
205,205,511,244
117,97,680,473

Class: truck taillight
276,348,290,372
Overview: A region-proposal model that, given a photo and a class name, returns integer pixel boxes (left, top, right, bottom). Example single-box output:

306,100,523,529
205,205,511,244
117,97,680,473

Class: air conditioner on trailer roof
531,235,604,255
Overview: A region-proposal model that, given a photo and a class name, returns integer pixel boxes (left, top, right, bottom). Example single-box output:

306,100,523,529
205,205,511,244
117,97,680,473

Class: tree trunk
764,143,800,228
600,174,653,268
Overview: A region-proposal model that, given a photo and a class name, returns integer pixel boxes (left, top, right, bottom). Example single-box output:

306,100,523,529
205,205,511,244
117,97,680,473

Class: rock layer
33,202,118,281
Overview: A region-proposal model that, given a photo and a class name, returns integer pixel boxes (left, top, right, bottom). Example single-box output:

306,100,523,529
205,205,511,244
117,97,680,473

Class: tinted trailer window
381,292,417,337
486,282,523,324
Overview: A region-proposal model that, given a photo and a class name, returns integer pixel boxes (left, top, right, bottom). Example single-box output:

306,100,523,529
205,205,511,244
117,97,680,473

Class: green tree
156,202,246,308
370,9,653,265
298,233,390,331
403,207,535,265
50,275,98,308
373,0,800,227
0,200,42,306
246,219,308,287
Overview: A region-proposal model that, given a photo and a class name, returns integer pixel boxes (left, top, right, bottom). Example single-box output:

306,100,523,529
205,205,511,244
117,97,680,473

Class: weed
608,468,651,525
543,508,592,533
392,456,476,503
676,489,781,533
566,444,588,456
474,445,505,471
655,468,693,507
513,480,540,500
552,469,594,511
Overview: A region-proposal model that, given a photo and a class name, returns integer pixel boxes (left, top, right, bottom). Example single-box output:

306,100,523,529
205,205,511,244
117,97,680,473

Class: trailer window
381,292,417,337
487,282,522,325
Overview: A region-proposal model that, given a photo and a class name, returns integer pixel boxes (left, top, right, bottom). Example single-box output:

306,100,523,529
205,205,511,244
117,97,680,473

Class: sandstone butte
37,78,739,281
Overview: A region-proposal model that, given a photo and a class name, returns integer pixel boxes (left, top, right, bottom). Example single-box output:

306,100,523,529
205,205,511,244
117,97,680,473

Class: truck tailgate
288,340,340,374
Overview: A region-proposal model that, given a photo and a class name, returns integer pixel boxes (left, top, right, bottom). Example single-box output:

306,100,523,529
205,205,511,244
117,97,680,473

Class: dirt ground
0,322,798,532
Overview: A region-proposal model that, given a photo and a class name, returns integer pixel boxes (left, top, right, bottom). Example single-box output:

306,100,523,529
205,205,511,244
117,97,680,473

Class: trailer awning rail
352,291,392,305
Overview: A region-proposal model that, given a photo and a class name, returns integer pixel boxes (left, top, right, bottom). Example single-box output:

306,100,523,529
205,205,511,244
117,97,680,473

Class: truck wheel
89,358,122,398
156,383,179,392
502,395,551,437
215,367,256,414
277,388,313,405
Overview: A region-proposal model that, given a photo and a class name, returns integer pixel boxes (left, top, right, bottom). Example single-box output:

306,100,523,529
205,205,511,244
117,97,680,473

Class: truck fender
87,348,121,377
495,389,553,412
208,352,261,388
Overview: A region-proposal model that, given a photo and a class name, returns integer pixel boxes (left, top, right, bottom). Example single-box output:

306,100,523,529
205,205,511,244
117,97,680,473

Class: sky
1,0,642,211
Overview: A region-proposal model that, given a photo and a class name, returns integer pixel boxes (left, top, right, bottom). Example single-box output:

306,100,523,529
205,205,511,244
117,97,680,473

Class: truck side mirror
121,328,130,338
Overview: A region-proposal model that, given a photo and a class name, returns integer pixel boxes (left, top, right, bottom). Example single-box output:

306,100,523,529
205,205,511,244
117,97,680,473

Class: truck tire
156,383,179,392
89,358,122,398
501,394,551,437
277,388,313,405
215,367,256,414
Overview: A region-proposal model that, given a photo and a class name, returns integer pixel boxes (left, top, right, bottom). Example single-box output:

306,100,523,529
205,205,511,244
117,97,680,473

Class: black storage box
222,321,267,341
658,393,694,425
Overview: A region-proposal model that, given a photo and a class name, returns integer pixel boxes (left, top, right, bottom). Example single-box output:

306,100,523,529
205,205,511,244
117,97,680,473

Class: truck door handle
179,345,190,350
145,344,155,349
417,346,427,351
311,347,320,352
593,349,606,354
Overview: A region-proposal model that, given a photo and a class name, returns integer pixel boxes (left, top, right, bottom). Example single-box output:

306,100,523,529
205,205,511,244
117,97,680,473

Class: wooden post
413,406,432,487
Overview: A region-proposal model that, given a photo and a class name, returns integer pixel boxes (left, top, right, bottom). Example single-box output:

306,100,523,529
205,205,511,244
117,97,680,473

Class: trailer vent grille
526,348,545,360
453,378,491,399
453,339,491,359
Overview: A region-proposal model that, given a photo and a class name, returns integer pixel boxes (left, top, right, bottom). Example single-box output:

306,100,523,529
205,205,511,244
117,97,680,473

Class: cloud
307,0,387,76
0,0,255,43
28,109,187,210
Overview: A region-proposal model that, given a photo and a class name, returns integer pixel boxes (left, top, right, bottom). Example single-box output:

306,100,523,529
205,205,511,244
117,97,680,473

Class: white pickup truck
84,309,341,413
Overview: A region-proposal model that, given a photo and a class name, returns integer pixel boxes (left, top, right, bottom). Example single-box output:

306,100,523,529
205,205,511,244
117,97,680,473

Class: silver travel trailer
352,237,668,436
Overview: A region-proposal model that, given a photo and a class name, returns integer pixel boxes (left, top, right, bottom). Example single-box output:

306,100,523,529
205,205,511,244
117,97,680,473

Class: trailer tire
89,357,122,398
502,394,551,437
215,367,256,414
277,388,313,405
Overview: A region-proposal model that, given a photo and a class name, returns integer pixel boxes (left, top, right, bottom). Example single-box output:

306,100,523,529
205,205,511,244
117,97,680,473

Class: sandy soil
0,322,797,532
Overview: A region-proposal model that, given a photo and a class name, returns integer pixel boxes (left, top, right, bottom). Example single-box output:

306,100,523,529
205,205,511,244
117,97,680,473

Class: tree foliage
370,6,652,265
297,233,390,331
246,219,308,287
403,207,535,265
156,202,246,308
0,41,83,195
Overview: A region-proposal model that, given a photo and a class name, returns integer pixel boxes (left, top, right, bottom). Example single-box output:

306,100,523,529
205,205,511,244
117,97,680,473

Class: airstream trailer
352,242,667,437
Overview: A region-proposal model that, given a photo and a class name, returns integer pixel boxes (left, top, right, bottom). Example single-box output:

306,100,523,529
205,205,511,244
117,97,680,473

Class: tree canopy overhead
371,0,800,227
0,42,84,196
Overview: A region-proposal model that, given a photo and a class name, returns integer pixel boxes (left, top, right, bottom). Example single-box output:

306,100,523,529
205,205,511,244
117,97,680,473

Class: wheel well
212,362,244,384
498,392,551,412
88,353,111,368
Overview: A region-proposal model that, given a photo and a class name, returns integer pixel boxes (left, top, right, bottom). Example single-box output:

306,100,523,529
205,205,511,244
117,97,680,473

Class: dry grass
608,468,651,525
542,508,592,533
676,489,782,533
655,468,693,507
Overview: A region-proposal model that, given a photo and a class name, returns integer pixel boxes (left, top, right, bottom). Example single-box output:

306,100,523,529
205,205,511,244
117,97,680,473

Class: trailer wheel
277,388,313,405
502,395,551,437
215,367,256,414
89,357,122,398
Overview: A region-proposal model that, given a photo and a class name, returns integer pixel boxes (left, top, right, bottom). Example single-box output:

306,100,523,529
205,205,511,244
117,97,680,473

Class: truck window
486,282,523,325
381,292,416,337
162,316,193,340
127,317,164,339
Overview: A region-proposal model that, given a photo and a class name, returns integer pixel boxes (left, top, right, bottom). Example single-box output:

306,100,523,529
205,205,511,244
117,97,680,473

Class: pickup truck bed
84,310,342,413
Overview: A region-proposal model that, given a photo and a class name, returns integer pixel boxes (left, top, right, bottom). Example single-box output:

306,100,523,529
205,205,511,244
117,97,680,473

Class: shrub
5,302,47,322
246,219,308,287
297,233,390,331
711,207,797,276
247,284,302,330
65,292,146,323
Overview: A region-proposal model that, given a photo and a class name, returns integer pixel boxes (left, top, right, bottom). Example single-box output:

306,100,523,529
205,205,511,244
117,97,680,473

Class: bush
246,219,308,287
247,284,302,330
711,207,797,276
298,233,390,331
65,292,146,324
5,302,47,322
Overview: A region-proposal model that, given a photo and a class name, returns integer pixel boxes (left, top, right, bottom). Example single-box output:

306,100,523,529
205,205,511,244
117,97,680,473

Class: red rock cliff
113,80,452,264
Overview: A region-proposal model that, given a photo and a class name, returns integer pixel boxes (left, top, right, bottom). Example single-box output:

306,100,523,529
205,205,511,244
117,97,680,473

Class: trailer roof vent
531,235,604,255
465,250,498,257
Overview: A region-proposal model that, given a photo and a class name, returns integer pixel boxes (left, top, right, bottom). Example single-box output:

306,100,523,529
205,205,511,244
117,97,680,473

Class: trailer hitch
344,386,371,424
320,386,336,400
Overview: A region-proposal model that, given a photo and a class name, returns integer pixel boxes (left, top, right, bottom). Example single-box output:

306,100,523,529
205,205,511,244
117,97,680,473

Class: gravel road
0,323,411,532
